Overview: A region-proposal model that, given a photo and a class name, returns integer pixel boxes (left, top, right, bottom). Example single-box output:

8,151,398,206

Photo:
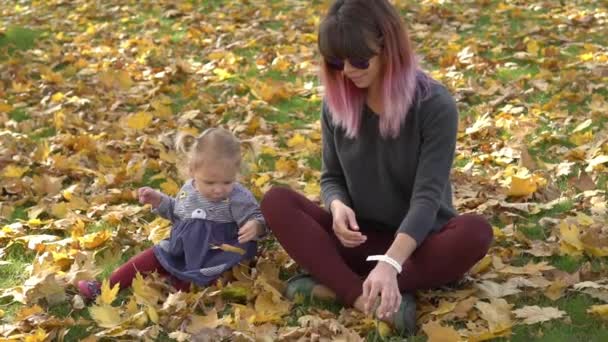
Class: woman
261,0,493,335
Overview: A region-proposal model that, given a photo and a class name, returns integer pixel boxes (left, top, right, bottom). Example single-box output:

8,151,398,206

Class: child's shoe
77,280,102,301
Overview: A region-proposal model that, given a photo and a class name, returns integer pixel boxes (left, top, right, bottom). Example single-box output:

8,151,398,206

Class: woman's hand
362,262,401,319
138,187,162,208
238,220,263,244
330,200,367,247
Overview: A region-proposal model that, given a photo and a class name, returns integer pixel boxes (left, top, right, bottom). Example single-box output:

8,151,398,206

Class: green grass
8,204,30,222
0,243,35,320
8,108,30,122
0,26,42,55
495,64,540,83
504,294,608,342
30,127,56,141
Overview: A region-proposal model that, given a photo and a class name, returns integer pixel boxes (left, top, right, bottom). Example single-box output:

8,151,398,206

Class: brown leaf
422,320,462,342
475,298,513,333
513,305,567,324
568,171,596,191
452,296,479,319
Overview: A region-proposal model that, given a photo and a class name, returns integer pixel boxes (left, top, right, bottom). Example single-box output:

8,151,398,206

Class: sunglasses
325,57,371,71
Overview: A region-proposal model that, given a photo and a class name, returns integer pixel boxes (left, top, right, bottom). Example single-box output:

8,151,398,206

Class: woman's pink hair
318,0,431,138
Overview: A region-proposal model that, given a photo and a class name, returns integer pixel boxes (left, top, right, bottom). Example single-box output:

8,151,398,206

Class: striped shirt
155,179,265,229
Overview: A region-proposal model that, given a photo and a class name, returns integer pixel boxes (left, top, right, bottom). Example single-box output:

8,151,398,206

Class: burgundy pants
261,187,493,306
109,247,191,292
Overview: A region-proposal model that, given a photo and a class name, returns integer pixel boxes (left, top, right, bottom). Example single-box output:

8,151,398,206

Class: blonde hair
175,128,241,176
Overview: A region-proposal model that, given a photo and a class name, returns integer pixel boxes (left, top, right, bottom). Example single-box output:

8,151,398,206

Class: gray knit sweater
320,82,459,245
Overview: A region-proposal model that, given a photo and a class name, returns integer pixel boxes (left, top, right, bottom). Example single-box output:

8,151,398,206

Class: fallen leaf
475,298,513,333
212,243,246,255
89,304,123,328
422,320,462,342
96,278,119,306
513,305,567,324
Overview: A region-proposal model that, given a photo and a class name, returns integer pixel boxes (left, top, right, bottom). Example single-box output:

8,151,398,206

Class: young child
78,127,266,299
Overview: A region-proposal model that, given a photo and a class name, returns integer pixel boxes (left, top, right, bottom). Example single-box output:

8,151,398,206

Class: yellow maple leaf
470,255,492,275
96,278,120,306
0,102,13,113
526,39,539,55
51,92,64,103
24,328,48,342
50,202,68,219
2,164,29,178
51,251,72,270
287,133,306,148
213,68,233,81
54,110,65,130
587,304,608,318
15,305,44,321
579,52,594,61
255,174,271,187
116,70,134,89
79,230,111,249
253,291,291,324
303,180,320,197
152,99,173,119
89,304,123,328
147,305,159,324
569,131,593,146
212,243,246,255
160,178,179,196
275,157,298,176
507,169,544,197
558,222,584,256
126,111,153,130
186,309,220,333
132,272,162,305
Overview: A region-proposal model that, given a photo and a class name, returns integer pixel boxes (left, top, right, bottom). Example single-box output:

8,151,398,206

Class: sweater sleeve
397,89,459,244
320,102,352,209
230,184,267,236
154,193,179,224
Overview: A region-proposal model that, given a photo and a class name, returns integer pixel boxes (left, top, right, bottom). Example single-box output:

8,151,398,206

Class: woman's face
342,55,382,89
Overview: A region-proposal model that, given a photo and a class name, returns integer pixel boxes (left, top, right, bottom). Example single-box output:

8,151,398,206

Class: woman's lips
348,74,365,82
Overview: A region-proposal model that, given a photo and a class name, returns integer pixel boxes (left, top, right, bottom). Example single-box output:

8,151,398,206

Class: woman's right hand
330,200,367,247
138,187,161,208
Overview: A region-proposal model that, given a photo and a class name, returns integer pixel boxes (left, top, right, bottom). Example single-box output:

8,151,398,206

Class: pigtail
174,131,197,155
239,139,256,177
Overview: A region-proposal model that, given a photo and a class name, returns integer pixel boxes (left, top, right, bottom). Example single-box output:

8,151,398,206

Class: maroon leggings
109,248,191,292
261,187,493,306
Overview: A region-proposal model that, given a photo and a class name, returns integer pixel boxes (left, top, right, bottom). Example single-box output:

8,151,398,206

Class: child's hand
238,220,264,244
138,187,161,208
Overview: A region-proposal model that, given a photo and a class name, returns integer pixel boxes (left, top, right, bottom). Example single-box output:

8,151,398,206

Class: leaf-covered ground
1,0,608,341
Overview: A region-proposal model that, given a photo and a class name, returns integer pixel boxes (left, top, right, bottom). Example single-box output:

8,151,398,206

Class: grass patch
48,302,92,341
0,253,32,290
495,64,540,83
8,205,30,222
86,221,113,234
0,26,42,54
8,108,30,122
519,224,546,241
505,293,608,342
0,243,35,320
30,127,56,141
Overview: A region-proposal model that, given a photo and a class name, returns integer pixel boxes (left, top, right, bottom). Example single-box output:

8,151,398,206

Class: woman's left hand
362,262,401,319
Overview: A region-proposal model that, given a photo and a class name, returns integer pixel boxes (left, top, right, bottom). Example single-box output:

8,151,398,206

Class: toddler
78,128,266,299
